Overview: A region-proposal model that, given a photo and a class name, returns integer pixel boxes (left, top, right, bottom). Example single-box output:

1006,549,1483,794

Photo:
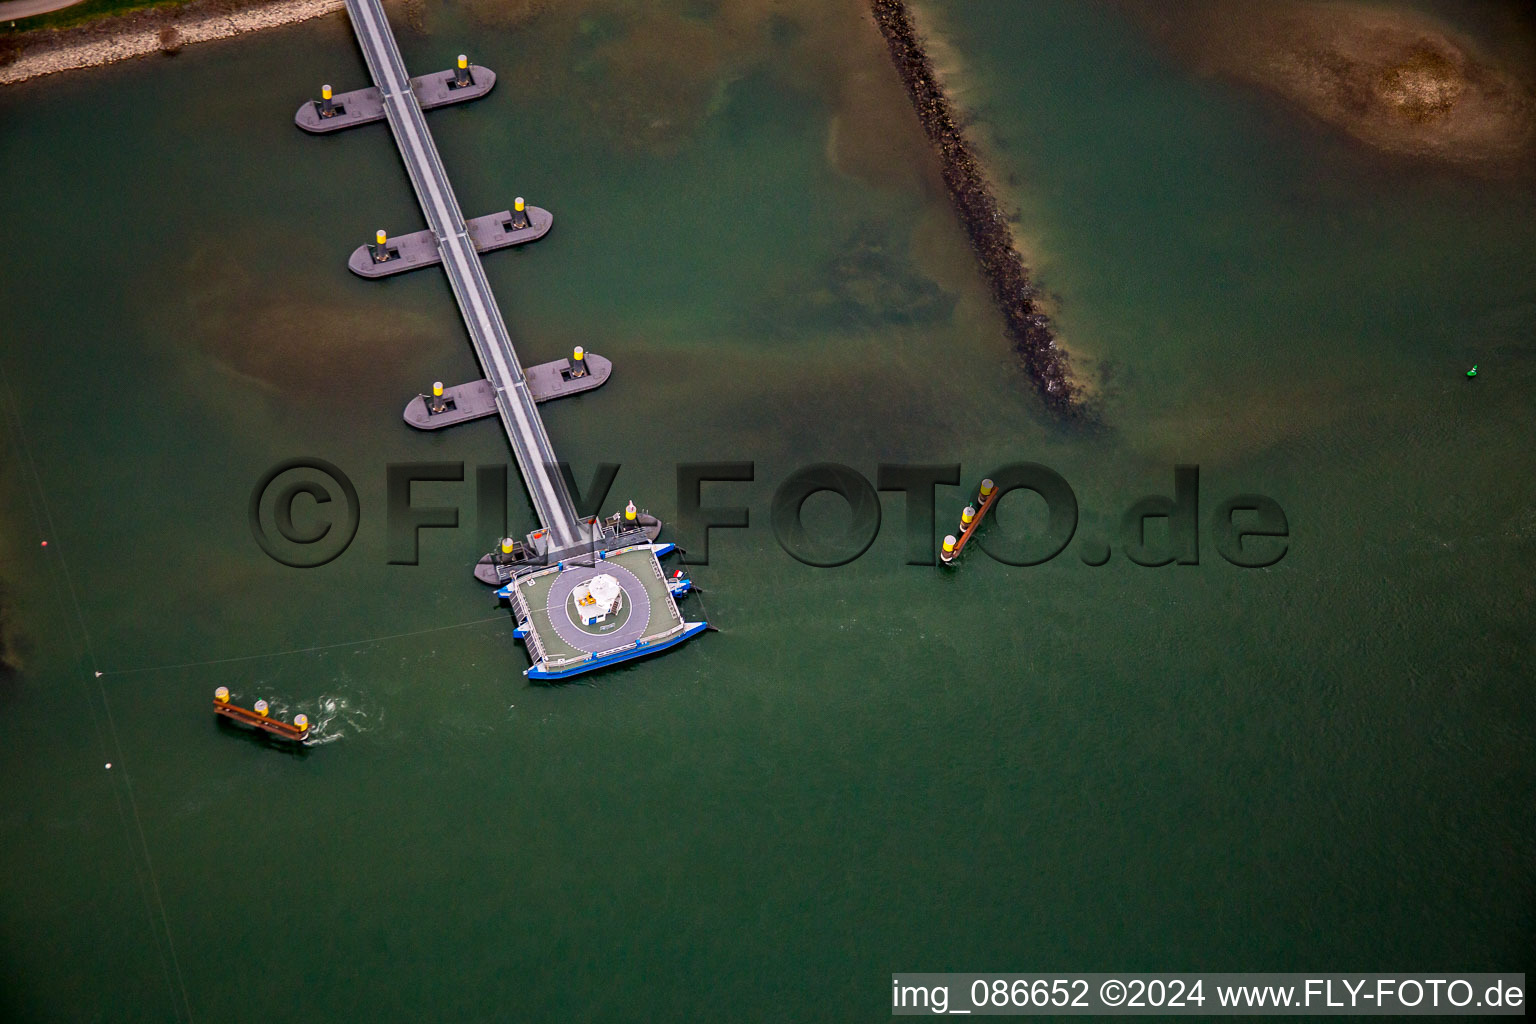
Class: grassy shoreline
0,0,342,84
3,0,196,36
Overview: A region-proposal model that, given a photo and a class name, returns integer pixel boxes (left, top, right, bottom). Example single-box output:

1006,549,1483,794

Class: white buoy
105,763,112,769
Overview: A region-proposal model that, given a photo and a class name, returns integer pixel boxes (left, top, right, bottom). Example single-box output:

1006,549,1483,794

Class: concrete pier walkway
341,0,585,550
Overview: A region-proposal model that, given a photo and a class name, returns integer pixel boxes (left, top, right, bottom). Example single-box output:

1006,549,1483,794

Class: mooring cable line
0,360,196,1024
97,614,511,677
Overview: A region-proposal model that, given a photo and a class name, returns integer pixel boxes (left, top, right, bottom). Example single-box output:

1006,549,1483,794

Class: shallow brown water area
867,0,1081,415
454,0,953,168
1126,0,1536,170
170,242,437,403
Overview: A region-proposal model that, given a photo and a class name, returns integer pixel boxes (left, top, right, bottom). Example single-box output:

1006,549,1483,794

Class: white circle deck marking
544,563,651,654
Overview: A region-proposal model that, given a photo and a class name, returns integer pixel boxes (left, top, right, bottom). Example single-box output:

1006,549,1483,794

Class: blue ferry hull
525,621,709,682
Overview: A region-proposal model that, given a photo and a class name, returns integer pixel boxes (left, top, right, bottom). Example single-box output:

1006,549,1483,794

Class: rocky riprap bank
868,0,1081,415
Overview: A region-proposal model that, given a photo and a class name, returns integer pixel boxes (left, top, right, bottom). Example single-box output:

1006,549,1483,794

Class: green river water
1,0,1532,1019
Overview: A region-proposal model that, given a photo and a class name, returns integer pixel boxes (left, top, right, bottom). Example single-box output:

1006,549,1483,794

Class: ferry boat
498,540,706,682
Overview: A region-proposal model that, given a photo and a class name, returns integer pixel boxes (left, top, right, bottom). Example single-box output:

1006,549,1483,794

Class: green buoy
1467,365,1478,378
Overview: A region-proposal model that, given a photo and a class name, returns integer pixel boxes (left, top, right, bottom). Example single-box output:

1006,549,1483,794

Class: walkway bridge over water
341,0,584,552
298,0,708,679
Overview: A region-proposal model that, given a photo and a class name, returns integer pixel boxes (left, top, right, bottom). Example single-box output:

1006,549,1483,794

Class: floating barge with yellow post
349,199,553,279
403,346,612,431
293,55,495,134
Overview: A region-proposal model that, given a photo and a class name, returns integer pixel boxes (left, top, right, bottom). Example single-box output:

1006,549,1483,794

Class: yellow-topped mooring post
254,699,270,718
570,345,587,378
940,534,957,564
512,195,529,231
320,83,335,117
372,229,390,263
625,500,637,522
429,380,447,414
961,505,976,528
215,686,230,704
978,478,995,505
455,54,470,88
294,714,309,733
500,537,515,557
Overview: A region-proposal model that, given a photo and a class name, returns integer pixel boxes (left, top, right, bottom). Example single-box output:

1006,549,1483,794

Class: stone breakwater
868,0,1081,415
1,0,344,85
